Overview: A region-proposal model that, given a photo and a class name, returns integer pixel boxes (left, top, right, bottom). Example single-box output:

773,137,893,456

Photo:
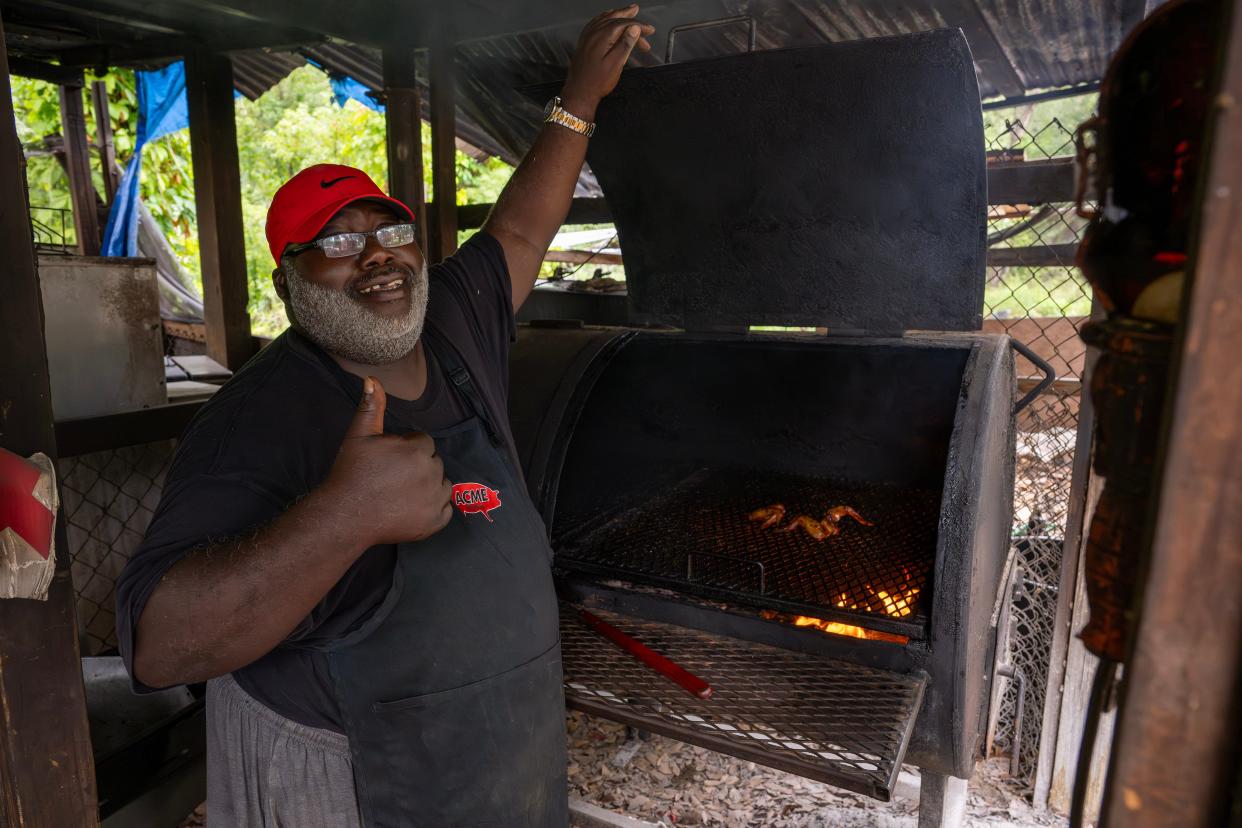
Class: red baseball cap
264,164,415,264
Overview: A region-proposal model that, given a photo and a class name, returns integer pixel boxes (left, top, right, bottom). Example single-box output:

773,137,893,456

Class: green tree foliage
11,64,514,337
11,71,198,262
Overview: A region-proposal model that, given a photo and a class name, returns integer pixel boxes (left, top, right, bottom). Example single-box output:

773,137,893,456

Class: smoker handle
666,15,757,64
1010,339,1057,415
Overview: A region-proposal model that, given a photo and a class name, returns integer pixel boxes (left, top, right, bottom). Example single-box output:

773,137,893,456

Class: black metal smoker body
506,27,1051,823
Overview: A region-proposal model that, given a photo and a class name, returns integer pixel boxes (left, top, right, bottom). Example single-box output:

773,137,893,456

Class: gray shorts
206,673,361,828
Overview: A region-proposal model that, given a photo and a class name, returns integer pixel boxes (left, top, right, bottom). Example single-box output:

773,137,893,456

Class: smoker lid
585,28,986,332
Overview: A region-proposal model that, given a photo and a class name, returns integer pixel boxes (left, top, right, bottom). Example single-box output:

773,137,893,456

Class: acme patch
452,482,502,522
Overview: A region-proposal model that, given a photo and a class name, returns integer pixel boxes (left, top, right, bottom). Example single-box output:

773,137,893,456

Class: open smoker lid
586,28,986,332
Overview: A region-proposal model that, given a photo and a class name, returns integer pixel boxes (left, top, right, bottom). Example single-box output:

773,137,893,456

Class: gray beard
283,259,430,365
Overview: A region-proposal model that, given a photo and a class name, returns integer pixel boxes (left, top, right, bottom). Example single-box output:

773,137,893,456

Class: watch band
544,96,596,137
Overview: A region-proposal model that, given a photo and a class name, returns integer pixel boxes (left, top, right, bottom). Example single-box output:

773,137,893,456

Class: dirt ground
566,712,1067,828
180,712,1067,828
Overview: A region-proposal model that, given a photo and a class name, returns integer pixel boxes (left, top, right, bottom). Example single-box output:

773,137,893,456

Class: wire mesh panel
561,604,927,800
557,469,940,634
984,105,1094,790
58,441,176,655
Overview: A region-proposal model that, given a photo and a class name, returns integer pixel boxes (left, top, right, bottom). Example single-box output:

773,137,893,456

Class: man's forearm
484,97,596,309
132,483,372,688
483,5,653,310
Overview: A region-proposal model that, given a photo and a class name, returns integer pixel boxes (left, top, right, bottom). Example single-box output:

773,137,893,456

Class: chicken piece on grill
823,505,874,527
777,515,839,541
748,504,787,531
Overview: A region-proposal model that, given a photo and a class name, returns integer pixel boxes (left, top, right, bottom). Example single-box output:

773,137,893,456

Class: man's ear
272,265,290,303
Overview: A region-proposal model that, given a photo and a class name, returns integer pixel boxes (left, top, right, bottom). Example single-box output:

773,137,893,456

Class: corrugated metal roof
223,0,1132,171
6,0,1129,178
230,49,304,101
977,0,1137,90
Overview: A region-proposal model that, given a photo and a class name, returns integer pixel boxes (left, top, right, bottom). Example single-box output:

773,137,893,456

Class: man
116,8,654,826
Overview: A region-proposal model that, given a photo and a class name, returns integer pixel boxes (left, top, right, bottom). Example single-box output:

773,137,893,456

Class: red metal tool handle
577,609,713,700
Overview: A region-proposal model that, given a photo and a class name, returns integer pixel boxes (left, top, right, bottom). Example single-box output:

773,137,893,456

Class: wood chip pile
567,712,1067,828
180,712,1068,827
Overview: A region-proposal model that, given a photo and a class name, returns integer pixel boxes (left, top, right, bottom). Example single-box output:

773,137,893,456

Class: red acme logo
452,482,502,522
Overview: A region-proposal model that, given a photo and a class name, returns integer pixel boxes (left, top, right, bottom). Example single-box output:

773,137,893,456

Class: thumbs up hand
323,376,454,545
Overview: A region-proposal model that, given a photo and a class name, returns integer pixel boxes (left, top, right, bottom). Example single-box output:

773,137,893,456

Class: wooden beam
90,80,119,205
458,196,615,230
987,159,1077,205
54,402,205,457
531,244,1079,269
428,43,457,262
82,0,391,52
382,46,427,253
21,0,183,36
185,47,253,371
0,12,100,826
58,29,325,69
1102,2,1242,824
456,159,1080,234
986,244,1079,267
57,81,101,256
544,249,624,266
1038,307,1110,814
7,57,84,87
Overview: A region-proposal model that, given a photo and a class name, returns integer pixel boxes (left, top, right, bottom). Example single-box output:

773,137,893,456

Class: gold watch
543,96,596,137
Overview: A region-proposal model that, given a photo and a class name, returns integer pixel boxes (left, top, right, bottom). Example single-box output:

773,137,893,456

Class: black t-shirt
116,232,518,731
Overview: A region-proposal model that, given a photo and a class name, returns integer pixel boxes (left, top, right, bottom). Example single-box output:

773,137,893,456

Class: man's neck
331,340,428,402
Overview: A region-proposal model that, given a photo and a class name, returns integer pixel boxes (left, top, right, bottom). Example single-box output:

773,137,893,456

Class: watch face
543,97,558,118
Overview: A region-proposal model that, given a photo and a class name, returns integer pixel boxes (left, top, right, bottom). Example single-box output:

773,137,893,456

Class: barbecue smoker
507,27,1052,820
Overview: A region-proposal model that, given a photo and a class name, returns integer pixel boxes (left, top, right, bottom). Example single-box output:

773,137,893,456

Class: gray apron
322,328,567,827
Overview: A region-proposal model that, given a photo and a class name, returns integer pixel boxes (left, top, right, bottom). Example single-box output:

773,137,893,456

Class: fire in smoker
836,568,922,618
747,502,874,541
759,610,909,645
759,566,921,643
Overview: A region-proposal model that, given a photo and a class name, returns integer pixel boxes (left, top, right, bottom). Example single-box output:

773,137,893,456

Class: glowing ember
759,569,920,644
760,610,909,644
833,570,921,619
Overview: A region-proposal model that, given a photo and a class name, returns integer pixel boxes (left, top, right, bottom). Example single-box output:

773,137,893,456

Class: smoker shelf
555,469,940,636
561,605,926,800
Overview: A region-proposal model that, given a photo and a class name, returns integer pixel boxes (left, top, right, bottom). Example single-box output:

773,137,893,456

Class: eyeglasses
285,223,418,259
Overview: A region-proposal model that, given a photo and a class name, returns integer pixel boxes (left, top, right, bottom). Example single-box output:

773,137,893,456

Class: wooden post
185,47,253,371
918,772,968,828
1101,2,1242,825
90,80,119,206
382,46,427,253
0,13,100,827
429,43,457,262
1036,301,1106,813
57,79,101,256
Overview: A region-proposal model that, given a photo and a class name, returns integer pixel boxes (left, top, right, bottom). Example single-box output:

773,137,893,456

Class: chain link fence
983,104,1094,791
58,441,176,656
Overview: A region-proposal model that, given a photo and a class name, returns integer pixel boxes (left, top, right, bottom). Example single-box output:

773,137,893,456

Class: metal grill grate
561,605,926,800
556,469,940,634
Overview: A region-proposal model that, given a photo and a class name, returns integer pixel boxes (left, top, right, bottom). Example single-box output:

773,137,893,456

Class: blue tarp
101,61,189,257
329,73,384,113
100,59,376,257
304,57,384,113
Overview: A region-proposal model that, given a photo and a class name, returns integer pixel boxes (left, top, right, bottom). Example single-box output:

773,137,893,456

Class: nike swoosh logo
320,176,354,188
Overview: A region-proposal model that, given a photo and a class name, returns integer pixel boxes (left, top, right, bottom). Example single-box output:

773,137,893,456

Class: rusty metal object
1072,0,1217,664
1078,319,1173,661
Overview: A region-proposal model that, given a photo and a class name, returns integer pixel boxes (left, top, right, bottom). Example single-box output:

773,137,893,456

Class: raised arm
483,5,654,311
